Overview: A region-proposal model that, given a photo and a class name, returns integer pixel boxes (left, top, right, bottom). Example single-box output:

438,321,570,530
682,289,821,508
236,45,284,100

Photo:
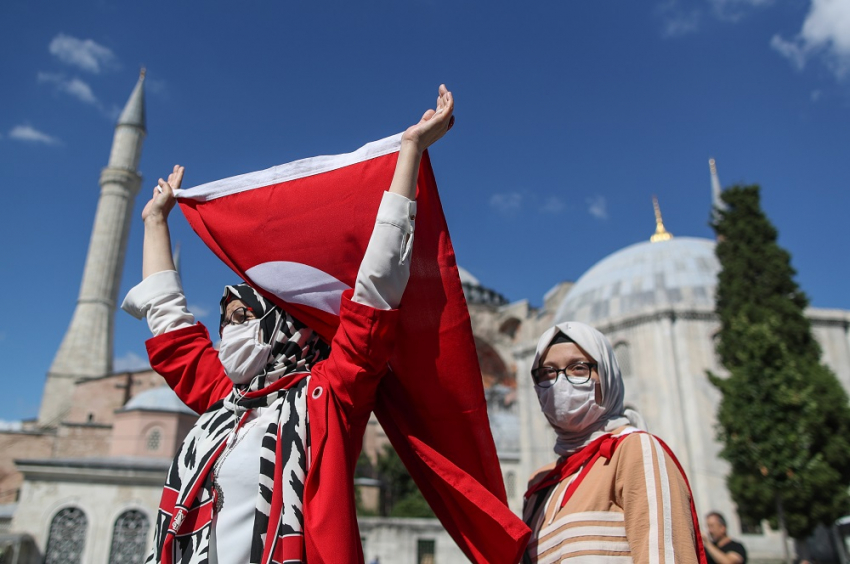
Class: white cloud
811,89,823,101
0,420,22,431
658,0,773,37
188,303,212,318
114,351,151,372
586,195,608,220
771,0,850,80
489,192,523,213
540,196,566,214
709,0,773,21
145,77,168,96
9,125,61,145
63,78,98,104
49,34,117,74
663,9,701,37
39,73,100,105
770,35,808,69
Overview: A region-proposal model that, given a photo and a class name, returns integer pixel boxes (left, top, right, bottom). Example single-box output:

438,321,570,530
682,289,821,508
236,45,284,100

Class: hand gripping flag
174,133,531,563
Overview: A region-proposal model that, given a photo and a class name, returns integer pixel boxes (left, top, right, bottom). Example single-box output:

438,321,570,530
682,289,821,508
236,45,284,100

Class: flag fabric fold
175,134,531,563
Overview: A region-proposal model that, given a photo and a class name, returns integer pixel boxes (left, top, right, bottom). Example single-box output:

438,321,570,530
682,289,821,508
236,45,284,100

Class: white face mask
218,318,272,384
535,377,606,434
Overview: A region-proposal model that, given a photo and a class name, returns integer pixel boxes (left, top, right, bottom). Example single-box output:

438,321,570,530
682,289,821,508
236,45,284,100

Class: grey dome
121,386,195,415
555,237,719,325
457,266,481,287
458,266,508,307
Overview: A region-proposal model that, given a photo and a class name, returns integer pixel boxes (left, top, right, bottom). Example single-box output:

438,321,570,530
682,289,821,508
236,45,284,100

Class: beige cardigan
523,428,700,564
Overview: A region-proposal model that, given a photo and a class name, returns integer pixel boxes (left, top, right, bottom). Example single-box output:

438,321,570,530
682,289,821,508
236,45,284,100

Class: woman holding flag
122,86,461,563
522,322,707,563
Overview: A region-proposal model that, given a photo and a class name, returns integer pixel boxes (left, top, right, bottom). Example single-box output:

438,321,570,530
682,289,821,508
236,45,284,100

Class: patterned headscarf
220,283,330,391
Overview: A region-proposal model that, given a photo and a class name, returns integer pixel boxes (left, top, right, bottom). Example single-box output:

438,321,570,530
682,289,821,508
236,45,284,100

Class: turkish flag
175,134,530,563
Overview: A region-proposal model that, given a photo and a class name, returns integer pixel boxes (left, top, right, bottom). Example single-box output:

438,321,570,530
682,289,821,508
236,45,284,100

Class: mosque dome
457,266,480,287
555,237,720,325
458,266,509,306
120,386,195,415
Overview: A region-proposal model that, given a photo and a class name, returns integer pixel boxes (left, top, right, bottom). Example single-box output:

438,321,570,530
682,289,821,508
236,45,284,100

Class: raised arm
387,84,454,201
336,85,455,418
142,165,183,278
351,85,454,311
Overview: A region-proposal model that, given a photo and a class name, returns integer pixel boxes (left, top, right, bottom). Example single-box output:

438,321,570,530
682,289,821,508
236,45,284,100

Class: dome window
614,341,633,378
146,429,162,451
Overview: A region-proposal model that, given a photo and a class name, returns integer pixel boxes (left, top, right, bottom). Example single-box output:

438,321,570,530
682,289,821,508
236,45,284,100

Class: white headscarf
532,321,644,455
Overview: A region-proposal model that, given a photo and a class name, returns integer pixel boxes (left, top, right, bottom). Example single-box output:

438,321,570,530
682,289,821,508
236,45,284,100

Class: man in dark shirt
703,511,748,564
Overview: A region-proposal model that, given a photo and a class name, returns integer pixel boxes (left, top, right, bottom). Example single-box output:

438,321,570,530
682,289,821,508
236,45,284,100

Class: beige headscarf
532,321,644,455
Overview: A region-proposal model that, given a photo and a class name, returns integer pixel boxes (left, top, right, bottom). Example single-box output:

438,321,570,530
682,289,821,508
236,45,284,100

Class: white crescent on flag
245,261,350,316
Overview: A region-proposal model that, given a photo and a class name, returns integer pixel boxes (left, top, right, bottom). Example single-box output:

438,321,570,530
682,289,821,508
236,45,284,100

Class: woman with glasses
522,322,707,563
122,86,454,564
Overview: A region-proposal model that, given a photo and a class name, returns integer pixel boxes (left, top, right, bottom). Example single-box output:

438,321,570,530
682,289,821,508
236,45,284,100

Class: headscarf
220,283,330,392
532,321,643,455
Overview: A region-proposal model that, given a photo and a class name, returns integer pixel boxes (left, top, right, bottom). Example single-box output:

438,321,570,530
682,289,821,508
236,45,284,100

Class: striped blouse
523,428,700,564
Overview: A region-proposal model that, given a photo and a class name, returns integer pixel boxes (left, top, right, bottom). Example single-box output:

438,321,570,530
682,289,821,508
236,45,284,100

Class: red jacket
147,291,398,564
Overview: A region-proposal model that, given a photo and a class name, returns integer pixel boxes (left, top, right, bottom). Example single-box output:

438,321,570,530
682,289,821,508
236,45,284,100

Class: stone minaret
38,71,147,426
709,158,727,222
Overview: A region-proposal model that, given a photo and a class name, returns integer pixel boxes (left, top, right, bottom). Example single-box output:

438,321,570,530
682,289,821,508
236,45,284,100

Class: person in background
704,511,747,564
523,321,706,563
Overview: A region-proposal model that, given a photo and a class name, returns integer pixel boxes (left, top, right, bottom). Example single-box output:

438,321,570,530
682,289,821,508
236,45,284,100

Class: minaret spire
38,73,147,426
709,158,727,222
650,196,673,243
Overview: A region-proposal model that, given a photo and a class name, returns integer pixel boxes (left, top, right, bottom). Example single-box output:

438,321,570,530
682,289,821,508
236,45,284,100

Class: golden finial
140,67,147,80
650,196,673,243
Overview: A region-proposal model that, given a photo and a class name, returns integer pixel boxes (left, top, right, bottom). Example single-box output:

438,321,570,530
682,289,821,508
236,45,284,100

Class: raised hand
142,165,184,224
401,84,455,154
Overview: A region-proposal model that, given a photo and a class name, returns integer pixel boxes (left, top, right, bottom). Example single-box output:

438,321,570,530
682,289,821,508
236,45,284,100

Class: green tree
374,444,435,518
709,185,850,543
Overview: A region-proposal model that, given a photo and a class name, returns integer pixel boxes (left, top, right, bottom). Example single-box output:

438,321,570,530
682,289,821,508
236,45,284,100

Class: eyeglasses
219,306,257,334
532,361,597,388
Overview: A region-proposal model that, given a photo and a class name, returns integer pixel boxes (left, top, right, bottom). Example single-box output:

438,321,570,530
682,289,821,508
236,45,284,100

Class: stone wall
52,424,112,458
358,517,467,564
66,369,165,425
0,432,53,504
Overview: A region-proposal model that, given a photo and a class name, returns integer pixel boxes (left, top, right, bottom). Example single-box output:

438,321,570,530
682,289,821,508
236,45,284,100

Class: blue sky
1,0,848,421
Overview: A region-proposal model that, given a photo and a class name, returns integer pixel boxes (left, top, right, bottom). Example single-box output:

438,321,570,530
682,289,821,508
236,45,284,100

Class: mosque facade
1,75,849,563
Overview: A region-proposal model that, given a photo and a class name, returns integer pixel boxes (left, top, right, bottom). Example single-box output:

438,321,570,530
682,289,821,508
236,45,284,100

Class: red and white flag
175,134,530,563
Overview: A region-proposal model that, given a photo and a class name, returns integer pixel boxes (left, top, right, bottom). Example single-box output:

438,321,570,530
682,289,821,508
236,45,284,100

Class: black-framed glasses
532,361,597,388
220,306,256,334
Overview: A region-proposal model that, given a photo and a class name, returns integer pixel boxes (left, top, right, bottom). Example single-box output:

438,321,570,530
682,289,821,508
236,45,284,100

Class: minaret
650,196,673,243
38,71,146,426
709,158,727,222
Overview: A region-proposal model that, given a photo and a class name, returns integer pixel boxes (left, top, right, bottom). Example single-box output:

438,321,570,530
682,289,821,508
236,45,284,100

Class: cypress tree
709,185,850,541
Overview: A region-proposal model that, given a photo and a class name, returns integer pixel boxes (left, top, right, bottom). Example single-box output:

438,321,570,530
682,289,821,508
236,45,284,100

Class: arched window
505,471,517,500
146,428,162,451
108,510,150,564
614,341,633,378
44,507,87,564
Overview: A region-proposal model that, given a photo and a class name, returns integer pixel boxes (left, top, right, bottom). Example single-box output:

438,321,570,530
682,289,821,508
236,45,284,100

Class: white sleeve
121,270,196,336
352,191,416,311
